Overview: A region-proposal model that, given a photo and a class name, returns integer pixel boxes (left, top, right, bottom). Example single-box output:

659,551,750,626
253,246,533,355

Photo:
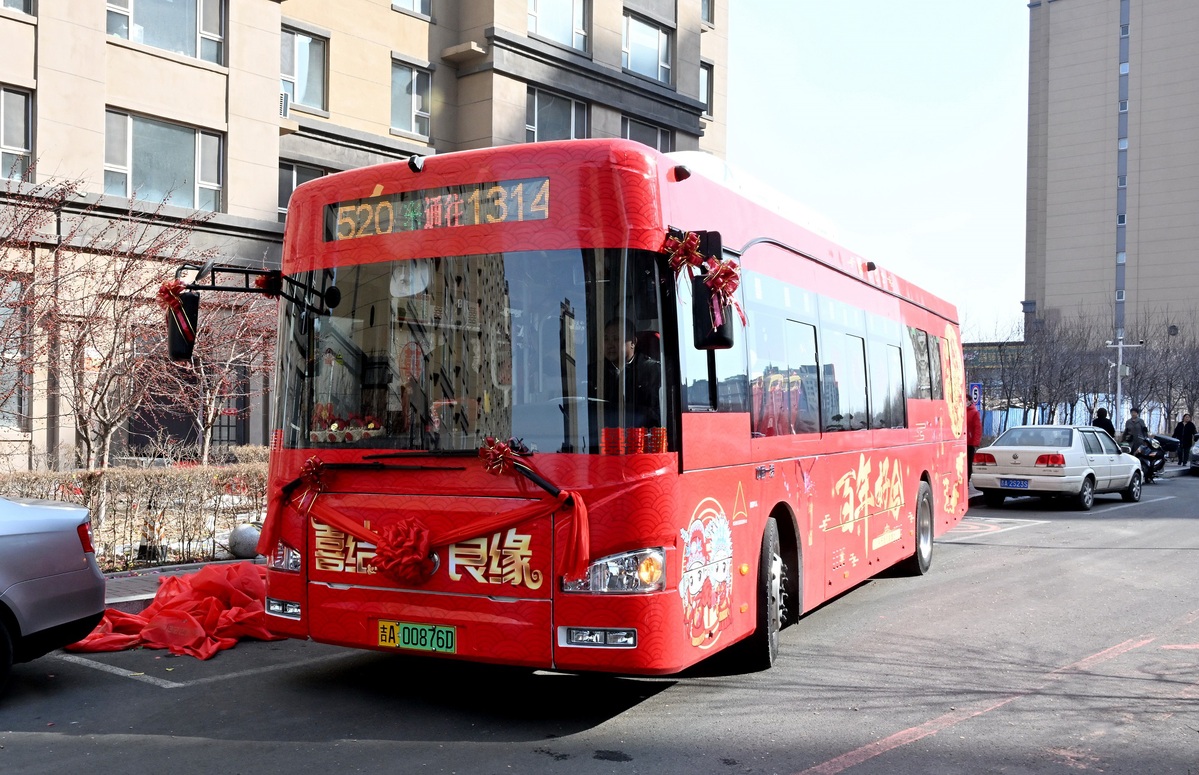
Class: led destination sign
324,177,550,242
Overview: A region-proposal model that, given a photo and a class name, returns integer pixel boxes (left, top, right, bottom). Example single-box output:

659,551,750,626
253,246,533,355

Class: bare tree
2,173,219,470
155,290,277,465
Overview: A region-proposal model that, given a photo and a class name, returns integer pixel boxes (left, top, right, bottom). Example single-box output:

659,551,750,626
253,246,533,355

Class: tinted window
821,332,867,431
1080,430,1102,454
928,335,943,400
906,327,931,399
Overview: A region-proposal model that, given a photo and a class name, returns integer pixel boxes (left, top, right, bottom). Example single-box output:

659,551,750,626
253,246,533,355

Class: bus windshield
275,248,667,454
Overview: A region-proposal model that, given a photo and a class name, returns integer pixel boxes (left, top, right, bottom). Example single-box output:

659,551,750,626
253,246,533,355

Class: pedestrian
1172,413,1196,465
1091,407,1116,440
966,398,982,482
1123,407,1149,450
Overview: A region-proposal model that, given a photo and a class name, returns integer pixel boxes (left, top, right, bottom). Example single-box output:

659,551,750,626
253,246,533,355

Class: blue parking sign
969,382,982,410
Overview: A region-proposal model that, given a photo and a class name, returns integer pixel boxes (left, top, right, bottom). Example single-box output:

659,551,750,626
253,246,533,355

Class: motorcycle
1131,437,1166,483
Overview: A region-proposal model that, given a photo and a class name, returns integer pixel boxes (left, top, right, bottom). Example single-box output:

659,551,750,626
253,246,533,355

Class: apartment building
1024,0,1199,336
0,0,727,469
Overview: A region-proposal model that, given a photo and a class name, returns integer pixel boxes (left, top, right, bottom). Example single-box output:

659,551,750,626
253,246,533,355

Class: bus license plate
378,620,457,654
999,478,1029,489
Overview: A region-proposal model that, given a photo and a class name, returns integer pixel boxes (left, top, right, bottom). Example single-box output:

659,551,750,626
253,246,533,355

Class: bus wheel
736,518,784,671
899,481,934,576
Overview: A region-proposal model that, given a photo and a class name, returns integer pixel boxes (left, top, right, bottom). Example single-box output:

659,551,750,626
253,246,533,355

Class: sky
726,1,1031,341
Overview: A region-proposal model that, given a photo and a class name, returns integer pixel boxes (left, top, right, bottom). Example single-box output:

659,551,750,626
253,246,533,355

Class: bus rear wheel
735,518,785,671
898,481,934,576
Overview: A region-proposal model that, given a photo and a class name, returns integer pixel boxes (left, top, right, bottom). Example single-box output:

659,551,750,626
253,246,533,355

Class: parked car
0,497,106,690
1190,440,1199,474
973,424,1143,510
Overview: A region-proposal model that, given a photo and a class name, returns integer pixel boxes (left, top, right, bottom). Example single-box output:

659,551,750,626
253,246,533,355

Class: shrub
0,462,268,572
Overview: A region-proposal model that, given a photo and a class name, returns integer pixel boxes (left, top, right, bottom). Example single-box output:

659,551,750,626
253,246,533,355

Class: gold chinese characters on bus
324,177,550,242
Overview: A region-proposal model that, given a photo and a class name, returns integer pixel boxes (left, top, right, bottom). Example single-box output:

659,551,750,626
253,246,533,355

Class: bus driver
599,318,661,428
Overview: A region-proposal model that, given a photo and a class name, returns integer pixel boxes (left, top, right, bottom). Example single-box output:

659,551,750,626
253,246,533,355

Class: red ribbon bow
704,258,747,329
662,229,710,280
254,272,283,298
156,279,195,345
479,437,524,475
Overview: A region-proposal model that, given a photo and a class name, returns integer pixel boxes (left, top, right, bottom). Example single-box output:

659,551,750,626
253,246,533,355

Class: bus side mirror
166,291,200,361
690,230,734,350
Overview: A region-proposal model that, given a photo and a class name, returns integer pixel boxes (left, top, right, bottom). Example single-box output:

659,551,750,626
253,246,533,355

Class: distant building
1024,0,1199,336
0,0,727,468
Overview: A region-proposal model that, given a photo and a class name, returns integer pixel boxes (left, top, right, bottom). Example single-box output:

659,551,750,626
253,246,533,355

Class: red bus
174,138,967,674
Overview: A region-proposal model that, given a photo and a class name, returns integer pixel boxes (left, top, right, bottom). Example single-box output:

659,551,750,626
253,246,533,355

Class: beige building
0,0,727,469
1025,0,1199,336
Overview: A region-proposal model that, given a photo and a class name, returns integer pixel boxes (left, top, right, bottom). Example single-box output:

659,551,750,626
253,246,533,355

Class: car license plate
378,619,457,654
999,478,1029,489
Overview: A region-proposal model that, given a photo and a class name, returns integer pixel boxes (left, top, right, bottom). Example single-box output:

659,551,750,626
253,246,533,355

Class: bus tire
737,518,784,671
899,481,934,576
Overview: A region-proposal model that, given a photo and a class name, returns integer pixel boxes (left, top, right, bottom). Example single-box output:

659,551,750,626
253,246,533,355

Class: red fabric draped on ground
67,562,283,660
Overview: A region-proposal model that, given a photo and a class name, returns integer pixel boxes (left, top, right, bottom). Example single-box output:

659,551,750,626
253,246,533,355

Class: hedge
0,462,269,572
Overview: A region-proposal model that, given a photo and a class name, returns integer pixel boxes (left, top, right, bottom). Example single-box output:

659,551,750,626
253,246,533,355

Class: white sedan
973,424,1143,510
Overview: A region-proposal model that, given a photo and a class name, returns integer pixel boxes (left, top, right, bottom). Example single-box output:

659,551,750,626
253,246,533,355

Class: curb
104,557,264,614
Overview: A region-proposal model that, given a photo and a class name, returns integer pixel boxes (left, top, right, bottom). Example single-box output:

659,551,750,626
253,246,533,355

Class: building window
1118,137,1129,150
622,116,673,153
701,0,714,25
528,0,587,52
104,111,222,211
1116,290,1126,302
1117,175,1127,187
2,0,32,13
392,0,430,15
526,89,587,143
1116,214,1127,225
106,0,224,64
391,62,432,136
1119,62,1130,75
1119,100,1128,112
1117,251,1126,264
278,161,324,222
700,62,714,116
622,13,671,84
1121,24,1129,37
281,27,327,111
1,87,31,181
0,277,29,432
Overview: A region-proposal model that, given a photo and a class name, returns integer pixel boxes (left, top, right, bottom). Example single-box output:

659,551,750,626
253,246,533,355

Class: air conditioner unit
279,91,291,119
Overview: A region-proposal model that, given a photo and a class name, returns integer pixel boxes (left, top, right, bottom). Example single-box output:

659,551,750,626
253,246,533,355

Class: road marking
942,517,1048,542
1094,495,1174,512
790,619,1191,775
55,653,184,689
54,650,357,689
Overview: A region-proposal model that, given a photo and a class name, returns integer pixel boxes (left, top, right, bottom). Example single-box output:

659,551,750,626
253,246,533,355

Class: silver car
973,424,1143,510
0,497,106,690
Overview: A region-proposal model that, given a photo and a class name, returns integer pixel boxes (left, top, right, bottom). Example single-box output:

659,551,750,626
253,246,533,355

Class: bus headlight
561,548,665,593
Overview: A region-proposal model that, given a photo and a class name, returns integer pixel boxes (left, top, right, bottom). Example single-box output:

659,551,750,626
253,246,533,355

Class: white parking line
54,650,358,689
1095,495,1174,512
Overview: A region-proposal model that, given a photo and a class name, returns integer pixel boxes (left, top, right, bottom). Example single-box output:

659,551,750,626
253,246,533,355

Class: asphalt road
2,475,1197,775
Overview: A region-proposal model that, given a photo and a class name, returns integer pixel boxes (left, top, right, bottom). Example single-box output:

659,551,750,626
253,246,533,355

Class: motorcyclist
1123,408,1149,449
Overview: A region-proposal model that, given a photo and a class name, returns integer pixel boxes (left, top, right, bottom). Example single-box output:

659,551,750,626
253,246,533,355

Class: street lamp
1105,336,1144,431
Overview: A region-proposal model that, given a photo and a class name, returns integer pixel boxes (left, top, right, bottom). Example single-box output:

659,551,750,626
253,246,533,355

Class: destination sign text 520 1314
324,177,550,242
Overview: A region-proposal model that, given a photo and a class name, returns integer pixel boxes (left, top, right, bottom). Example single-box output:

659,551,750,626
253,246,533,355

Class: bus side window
714,331,748,413
678,272,715,410
870,343,905,429
906,327,932,399
927,334,944,400
821,331,868,432
786,320,820,434
750,312,789,436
